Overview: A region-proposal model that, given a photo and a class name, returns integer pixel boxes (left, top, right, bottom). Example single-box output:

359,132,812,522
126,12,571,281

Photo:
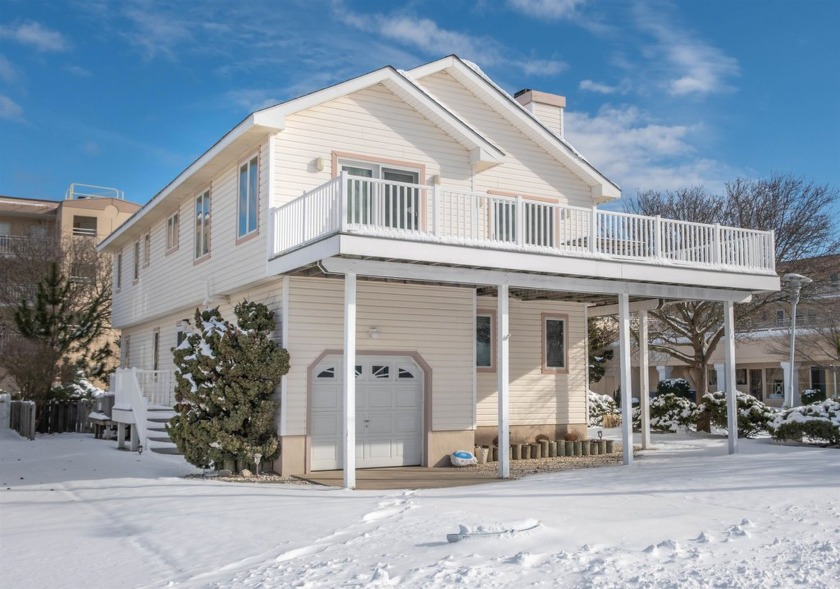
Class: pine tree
7,261,113,400
167,301,289,472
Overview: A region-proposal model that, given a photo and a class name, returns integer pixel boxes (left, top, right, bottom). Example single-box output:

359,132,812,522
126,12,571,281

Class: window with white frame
238,155,259,238
195,189,211,259
339,159,420,230
133,240,140,280
115,251,122,289
476,313,494,370
542,315,567,372
166,211,180,252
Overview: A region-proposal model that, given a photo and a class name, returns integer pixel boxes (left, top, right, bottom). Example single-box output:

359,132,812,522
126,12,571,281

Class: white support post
117,423,126,450
433,185,440,236
279,275,290,436
723,300,738,454
618,293,633,465
654,215,662,259
497,284,510,479
343,272,357,489
339,170,349,232
129,422,140,452
638,309,651,450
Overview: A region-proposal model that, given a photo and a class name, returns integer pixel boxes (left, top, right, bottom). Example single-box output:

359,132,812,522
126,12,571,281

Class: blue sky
1,0,838,206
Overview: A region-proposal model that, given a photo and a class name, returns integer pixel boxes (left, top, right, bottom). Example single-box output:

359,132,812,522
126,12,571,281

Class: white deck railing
271,173,776,273
135,369,176,407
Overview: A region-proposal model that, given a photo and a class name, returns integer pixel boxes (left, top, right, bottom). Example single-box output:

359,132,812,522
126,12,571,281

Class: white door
310,355,423,471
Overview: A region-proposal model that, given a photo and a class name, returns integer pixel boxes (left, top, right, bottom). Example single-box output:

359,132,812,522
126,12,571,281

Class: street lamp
782,273,812,407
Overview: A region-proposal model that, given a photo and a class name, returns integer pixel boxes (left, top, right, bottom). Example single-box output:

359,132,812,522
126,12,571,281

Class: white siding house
100,55,779,485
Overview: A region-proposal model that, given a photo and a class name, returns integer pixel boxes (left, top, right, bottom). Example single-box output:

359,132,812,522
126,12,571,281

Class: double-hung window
166,212,179,252
133,241,140,281
195,190,211,259
238,155,259,238
115,252,122,289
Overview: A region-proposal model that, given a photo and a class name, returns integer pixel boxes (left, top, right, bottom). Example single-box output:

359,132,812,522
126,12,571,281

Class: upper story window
195,190,211,259
143,233,151,267
115,251,122,289
133,240,140,281
72,215,97,237
542,314,567,373
339,157,421,230
238,155,259,238
166,212,180,252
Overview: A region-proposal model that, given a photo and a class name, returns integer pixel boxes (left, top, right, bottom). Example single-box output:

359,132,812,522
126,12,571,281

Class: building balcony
269,174,776,289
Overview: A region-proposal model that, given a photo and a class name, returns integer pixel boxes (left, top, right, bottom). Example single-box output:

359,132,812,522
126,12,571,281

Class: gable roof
407,55,621,202
99,64,506,252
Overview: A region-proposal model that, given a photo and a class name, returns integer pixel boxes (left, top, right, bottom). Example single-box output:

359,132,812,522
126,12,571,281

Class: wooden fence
8,399,94,438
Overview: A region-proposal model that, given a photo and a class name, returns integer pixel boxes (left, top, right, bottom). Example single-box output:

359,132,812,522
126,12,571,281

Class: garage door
310,355,423,471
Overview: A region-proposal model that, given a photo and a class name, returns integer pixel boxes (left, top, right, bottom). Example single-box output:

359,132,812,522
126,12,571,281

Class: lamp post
782,273,812,407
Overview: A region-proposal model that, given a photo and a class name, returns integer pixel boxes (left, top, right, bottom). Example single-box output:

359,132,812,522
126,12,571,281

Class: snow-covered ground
1,429,838,588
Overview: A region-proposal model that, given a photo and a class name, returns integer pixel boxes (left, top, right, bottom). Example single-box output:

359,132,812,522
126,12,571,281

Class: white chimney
514,89,566,138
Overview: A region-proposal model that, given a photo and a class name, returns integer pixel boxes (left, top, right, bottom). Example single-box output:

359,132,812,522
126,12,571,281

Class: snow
1,429,838,588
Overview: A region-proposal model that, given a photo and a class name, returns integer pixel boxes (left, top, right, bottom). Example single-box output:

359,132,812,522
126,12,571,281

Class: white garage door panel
310,356,423,471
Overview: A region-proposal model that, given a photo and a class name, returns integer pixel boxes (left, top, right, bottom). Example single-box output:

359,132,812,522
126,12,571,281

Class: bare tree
628,173,839,394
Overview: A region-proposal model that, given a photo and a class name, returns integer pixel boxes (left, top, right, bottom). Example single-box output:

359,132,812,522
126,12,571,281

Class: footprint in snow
693,532,714,543
725,525,750,540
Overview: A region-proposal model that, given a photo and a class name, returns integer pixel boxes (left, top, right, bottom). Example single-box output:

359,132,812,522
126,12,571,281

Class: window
72,215,97,237
143,233,151,267
152,330,160,371
776,310,785,327
176,322,188,347
122,335,131,367
166,212,180,252
115,252,122,289
476,314,494,370
339,158,421,230
238,156,259,237
133,241,140,281
542,315,567,372
195,190,211,259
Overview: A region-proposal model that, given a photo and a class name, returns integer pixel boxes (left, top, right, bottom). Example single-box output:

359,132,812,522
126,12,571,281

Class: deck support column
618,293,633,465
638,309,651,450
497,284,510,479
723,300,738,454
343,272,357,489
117,423,126,449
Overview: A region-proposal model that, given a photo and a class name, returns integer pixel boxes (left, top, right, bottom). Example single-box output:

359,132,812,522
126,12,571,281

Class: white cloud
520,58,567,76
579,79,628,94
508,0,586,20
66,65,93,77
122,7,193,60
633,4,739,97
0,95,24,121
565,104,736,193
0,21,70,52
0,55,17,82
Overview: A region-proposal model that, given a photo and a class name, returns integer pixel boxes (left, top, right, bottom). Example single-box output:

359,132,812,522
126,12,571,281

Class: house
0,185,140,391
98,55,779,486
592,255,840,406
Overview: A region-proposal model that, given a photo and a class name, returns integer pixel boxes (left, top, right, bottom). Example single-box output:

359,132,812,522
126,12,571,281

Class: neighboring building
99,56,778,479
0,185,141,391
591,255,840,406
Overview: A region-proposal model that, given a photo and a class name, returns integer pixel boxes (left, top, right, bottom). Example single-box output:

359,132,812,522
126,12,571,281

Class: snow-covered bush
589,390,620,427
800,389,826,405
657,378,691,397
697,391,775,438
168,302,289,472
633,393,698,432
768,399,840,446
